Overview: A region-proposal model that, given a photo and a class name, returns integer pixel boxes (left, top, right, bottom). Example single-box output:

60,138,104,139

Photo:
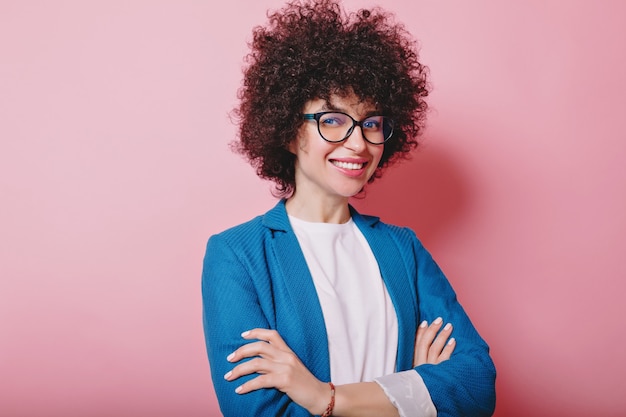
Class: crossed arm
223,318,455,417
203,232,495,417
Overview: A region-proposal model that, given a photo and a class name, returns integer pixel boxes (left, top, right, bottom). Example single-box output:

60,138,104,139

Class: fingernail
434,317,443,324
419,320,428,328
448,337,456,345
224,371,232,380
227,352,235,361
444,323,452,331
235,385,243,394
241,330,250,337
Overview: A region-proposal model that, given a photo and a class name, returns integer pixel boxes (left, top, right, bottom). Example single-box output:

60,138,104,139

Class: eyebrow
319,101,382,117
320,102,342,112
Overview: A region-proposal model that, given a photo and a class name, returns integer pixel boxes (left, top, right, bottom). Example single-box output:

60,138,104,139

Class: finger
427,322,453,363
242,328,290,350
227,340,279,363
234,373,277,395
224,357,266,381
437,337,456,363
414,320,428,366
226,356,303,394
225,356,282,382
415,317,443,365
415,320,428,344
424,317,444,339
417,317,443,346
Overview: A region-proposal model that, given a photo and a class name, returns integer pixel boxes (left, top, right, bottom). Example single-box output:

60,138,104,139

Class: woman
202,1,496,416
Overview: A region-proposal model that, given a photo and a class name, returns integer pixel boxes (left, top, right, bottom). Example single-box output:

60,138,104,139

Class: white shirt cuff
374,370,437,417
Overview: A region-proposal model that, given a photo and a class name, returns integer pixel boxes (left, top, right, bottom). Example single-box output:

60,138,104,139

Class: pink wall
1,1,624,416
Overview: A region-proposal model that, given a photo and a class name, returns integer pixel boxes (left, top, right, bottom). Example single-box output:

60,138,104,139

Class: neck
285,193,351,224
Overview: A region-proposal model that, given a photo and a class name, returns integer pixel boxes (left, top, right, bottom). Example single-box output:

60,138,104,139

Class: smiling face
288,93,385,207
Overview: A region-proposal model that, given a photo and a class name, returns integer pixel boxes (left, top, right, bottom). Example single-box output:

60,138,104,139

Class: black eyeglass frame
302,111,394,145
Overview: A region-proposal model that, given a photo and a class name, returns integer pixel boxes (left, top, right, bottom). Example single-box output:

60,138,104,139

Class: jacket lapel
351,207,418,371
262,201,331,381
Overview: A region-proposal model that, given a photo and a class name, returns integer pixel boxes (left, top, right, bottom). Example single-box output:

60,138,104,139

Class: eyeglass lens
317,112,393,144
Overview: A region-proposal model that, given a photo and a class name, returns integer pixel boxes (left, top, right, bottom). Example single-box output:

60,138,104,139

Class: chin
334,185,367,198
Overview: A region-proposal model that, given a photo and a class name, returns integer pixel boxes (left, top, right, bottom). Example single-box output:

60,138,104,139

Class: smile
330,160,366,170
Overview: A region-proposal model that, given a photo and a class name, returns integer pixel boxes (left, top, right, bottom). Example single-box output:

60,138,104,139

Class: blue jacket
202,200,496,416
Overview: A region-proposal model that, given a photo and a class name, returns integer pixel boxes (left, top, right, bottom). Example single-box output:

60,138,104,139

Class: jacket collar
262,199,380,232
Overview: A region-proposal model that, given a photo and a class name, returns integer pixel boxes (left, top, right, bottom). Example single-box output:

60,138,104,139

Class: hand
413,317,456,367
224,328,330,415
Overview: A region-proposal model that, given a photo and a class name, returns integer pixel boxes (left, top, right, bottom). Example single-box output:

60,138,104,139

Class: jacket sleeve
409,231,497,417
201,234,314,417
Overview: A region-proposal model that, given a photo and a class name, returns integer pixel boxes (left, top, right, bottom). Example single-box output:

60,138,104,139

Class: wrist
309,381,335,416
321,382,335,417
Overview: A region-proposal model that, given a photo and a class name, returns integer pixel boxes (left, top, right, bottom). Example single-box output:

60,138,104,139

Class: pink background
1,1,625,416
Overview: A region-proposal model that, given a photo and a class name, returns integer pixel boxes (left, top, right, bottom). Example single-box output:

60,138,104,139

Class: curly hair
232,0,430,196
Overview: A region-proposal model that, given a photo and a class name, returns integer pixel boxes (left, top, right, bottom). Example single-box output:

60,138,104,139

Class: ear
287,138,299,154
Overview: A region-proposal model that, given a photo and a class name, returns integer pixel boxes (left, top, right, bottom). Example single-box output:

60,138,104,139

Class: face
289,93,385,202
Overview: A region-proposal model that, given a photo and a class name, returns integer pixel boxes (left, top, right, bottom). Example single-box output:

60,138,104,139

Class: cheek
371,146,385,166
291,126,318,154
288,136,307,154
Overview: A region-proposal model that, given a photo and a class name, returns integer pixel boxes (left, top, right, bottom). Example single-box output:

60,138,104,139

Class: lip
331,157,369,164
329,157,369,178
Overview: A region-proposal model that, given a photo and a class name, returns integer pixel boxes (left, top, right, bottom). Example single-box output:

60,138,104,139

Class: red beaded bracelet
321,382,335,417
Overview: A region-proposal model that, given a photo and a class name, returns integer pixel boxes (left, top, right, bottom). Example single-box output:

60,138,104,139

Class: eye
319,113,348,128
362,117,383,130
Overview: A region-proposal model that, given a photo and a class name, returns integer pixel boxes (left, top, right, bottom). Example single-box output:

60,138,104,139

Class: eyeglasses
302,111,394,145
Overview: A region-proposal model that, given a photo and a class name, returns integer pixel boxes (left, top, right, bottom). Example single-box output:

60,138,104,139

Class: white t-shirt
289,215,436,417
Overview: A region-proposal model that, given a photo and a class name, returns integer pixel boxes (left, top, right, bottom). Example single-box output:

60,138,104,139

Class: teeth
332,160,364,170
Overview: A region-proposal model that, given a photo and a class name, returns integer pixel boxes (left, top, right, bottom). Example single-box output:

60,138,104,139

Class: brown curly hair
232,0,430,196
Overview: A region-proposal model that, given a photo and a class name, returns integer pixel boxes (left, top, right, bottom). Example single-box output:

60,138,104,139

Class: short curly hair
232,0,430,195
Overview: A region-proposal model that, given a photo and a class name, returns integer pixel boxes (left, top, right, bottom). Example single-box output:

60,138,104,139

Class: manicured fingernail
434,317,443,324
235,385,243,394
227,353,235,361
224,371,232,380
241,330,250,337
448,338,456,345
444,323,452,331
419,320,428,328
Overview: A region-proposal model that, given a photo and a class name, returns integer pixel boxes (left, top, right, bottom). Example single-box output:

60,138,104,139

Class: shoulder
352,207,421,246
207,200,289,253
206,214,271,267
378,220,425,259
202,213,273,284
377,218,417,238
210,214,265,244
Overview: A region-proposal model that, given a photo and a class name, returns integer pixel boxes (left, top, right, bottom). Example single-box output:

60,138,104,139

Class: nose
342,124,367,152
